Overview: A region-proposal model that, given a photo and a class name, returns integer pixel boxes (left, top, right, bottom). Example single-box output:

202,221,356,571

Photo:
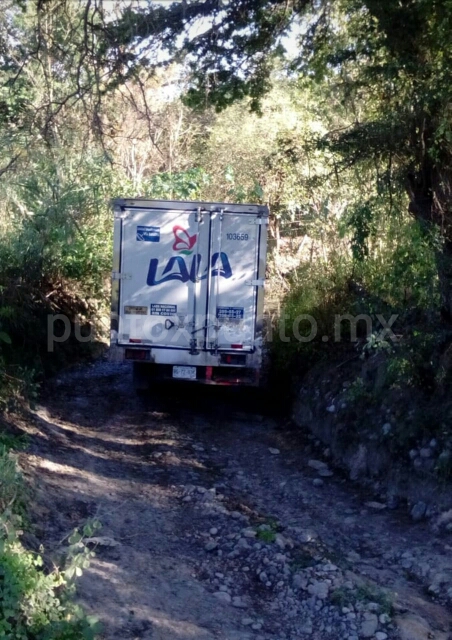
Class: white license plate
173,366,197,380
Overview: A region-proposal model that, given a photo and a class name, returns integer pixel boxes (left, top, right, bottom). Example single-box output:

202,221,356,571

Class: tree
308,0,452,318
96,1,306,110
101,0,452,317
105,68,203,191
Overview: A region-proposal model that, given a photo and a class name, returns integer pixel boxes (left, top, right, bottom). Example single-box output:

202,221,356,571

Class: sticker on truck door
136,225,160,242
150,304,177,316
217,307,244,321
124,305,148,315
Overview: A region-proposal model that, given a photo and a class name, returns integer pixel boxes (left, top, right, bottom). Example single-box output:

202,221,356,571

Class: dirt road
19,361,452,640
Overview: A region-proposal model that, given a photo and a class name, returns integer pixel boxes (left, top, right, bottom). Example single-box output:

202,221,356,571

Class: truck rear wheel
132,362,152,394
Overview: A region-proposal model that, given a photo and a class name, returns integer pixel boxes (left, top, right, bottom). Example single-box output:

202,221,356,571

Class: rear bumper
133,361,260,387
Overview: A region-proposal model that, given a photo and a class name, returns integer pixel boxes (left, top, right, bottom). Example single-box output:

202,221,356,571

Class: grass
354,584,394,614
330,587,350,608
256,529,276,543
0,429,28,452
330,583,394,615
255,516,281,543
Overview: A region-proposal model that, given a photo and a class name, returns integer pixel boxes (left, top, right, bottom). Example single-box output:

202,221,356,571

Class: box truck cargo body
110,198,269,387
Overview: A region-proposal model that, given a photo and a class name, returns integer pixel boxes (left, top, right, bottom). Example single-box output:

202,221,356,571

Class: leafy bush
0,524,100,640
270,211,440,391
0,151,118,382
146,167,210,200
269,248,355,389
0,447,28,514
0,448,101,640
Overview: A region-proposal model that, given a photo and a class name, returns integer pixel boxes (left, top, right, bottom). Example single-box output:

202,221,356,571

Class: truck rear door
117,206,209,350
205,211,262,352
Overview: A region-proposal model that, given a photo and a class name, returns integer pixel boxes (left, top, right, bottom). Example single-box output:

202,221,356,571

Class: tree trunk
268,213,281,256
435,238,452,322
407,157,452,321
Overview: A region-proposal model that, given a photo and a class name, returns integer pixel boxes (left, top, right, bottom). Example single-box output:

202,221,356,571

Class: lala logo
172,226,197,255
147,225,232,286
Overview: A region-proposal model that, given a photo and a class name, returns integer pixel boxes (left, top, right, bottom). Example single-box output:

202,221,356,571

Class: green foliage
103,1,288,112
271,198,440,388
358,217,439,311
331,584,393,615
330,587,349,608
256,529,276,543
0,527,101,640
0,448,101,640
0,151,118,382
0,431,27,452
269,246,354,384
346,202,374,261
63,520,102,583
147,168,210,200
361,332,393,358
386,356,417,389
0,448,28,514
343,378,369,405
353,585,393,616
385,329,440,392
224,165,264,203
255,518,279,543
5,152,114,295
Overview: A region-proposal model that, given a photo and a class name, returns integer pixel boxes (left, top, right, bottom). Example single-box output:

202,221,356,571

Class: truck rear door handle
191,323,215,335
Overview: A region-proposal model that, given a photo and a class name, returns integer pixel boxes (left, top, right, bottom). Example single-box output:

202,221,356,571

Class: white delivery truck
110,198,269,388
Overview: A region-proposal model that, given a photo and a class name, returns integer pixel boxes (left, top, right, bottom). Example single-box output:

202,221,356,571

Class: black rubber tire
132,362,151,394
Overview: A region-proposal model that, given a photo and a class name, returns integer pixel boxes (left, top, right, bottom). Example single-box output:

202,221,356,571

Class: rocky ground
15,360,452,640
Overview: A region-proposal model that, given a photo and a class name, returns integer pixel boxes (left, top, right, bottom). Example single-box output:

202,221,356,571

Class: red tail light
125,349,149,360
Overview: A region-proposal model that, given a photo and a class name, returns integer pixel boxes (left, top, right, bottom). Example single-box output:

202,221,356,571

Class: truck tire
132,362,150,394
